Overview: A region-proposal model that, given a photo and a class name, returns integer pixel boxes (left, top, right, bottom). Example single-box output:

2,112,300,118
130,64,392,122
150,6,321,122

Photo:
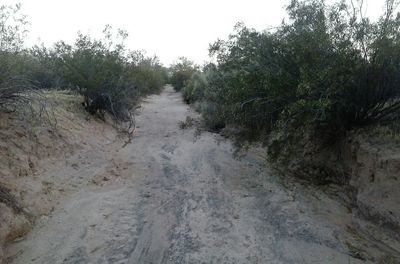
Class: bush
182,71,206,103
129,54,168,95
45,27,167,121
48,29,133,120
29,45,68,89
0,4,33,106
200,101,225,131
190,0,400,137
179,0,400,182
0,5,167,121
169,57,197,91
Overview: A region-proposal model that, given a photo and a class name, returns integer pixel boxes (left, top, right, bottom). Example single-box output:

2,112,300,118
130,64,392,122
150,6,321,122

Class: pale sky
3,0,389,66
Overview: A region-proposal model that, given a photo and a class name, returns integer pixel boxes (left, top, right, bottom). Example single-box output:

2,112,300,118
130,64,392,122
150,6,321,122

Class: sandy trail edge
6,86,399,263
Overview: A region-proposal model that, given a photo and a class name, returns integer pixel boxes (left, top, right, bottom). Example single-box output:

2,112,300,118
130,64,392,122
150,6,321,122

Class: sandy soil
5,86,400,263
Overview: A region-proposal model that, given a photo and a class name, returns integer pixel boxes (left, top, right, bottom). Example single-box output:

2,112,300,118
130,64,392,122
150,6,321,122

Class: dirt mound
0,91,124,262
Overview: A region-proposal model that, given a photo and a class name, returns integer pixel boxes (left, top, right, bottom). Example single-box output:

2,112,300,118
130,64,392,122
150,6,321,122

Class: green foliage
0,3,27,53
128,54,168,95
50,29,134,120
187,0,400,138
0,4,167,120
49,27,167,120
0,3,31,104
178,0,400,181
169,57,197,91
182,71,206,103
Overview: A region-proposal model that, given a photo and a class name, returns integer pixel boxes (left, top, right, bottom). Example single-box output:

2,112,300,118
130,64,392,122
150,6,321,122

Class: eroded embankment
0,91,130,262
271,125,400,254
342,133,400,241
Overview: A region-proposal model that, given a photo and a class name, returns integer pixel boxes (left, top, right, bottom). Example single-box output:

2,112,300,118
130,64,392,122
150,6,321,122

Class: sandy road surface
6,86,397,263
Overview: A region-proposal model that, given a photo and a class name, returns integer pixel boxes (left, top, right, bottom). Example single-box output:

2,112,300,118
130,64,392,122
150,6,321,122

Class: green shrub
46,27,167,121
169,57,197,91
129,55,168,95
191,0,400,140
182,71,206,103
29,45,68,89
200,101,225,131
0,4,167,120
0,3,33,106
178,0,400,182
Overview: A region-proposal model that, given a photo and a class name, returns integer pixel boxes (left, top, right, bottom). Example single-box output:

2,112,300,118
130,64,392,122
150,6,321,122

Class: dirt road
6,86,396,263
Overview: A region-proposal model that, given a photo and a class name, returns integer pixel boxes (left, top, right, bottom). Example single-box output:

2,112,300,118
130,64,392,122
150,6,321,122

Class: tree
0,3,31,105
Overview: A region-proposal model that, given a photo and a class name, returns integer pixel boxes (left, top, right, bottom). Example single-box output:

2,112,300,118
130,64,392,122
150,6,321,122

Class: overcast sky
3,0,389,66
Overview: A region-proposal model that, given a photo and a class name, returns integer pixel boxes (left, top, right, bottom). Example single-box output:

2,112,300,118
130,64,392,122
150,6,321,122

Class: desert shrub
0,4,167,119
0,3,33,106
200,101,226,131
195,0,400,138
275,0,400,138
128,54,168,95
0,4,27,53
28,45,68,89
169,57,197,91
51,29,134,120
48,26,167,121
180,0,400,182
182,71,206,103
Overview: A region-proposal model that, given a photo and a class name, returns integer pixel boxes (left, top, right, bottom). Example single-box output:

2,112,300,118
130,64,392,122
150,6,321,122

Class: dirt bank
2,87,400,263
0,91,128,262
342,132,400,241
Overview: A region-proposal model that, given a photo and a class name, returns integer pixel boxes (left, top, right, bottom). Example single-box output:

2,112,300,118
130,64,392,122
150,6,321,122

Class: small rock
71,163,79,170
13,236,25,242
